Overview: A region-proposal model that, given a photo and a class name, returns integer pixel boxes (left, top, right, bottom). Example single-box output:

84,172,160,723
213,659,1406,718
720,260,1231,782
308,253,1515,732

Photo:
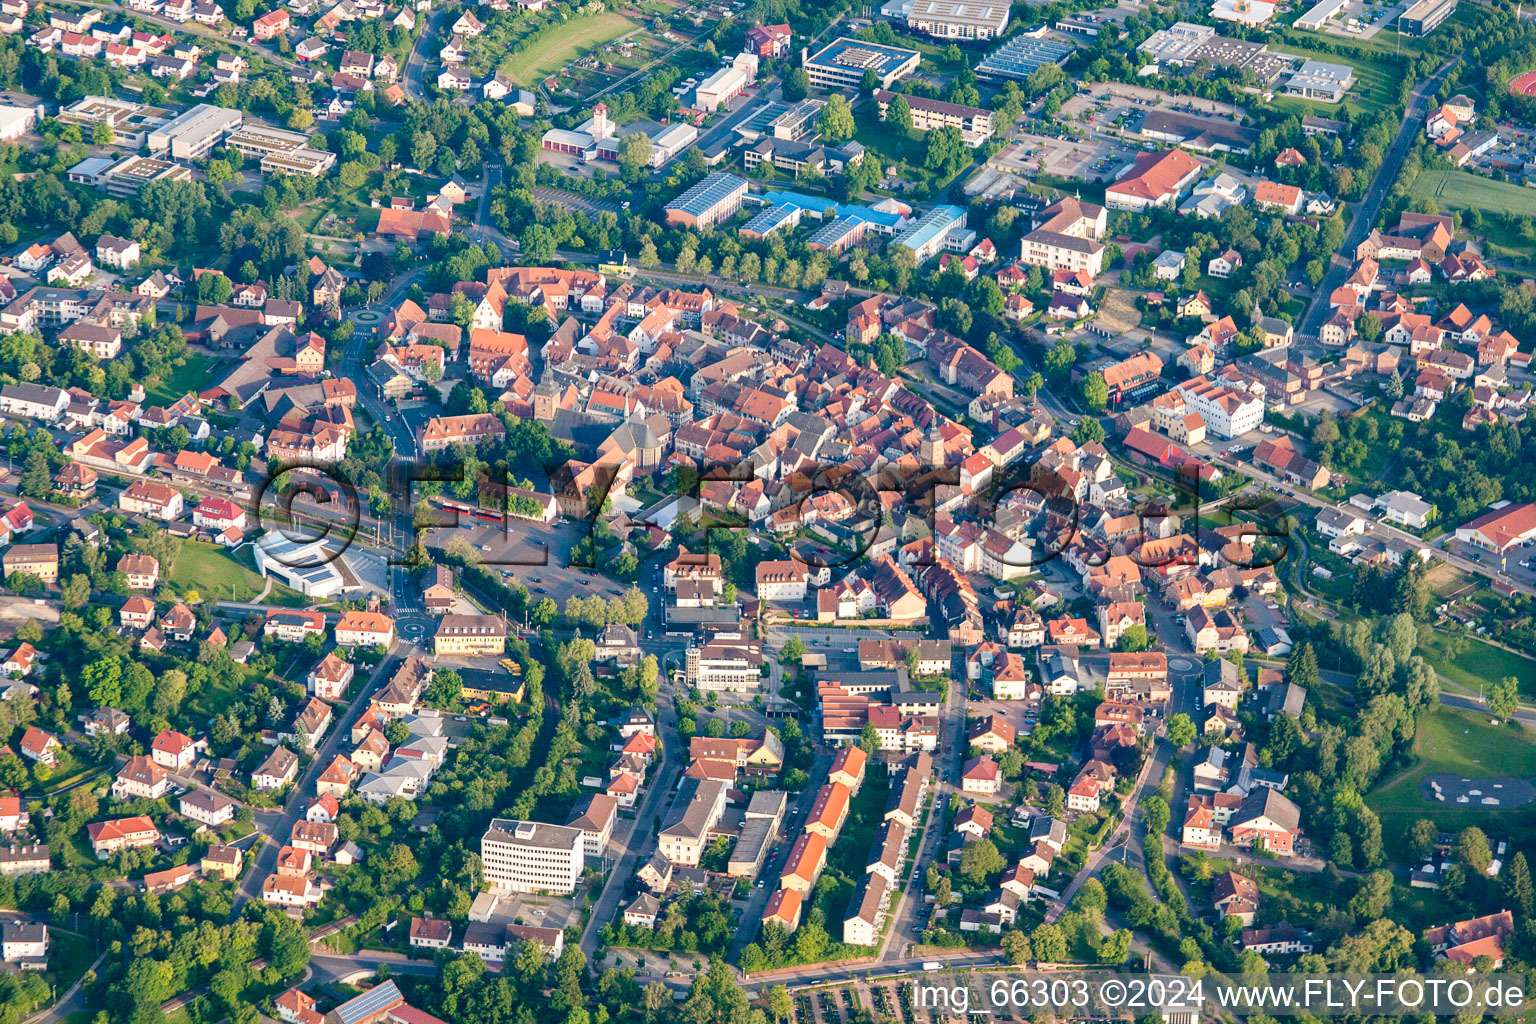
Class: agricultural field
1407,168,1536,218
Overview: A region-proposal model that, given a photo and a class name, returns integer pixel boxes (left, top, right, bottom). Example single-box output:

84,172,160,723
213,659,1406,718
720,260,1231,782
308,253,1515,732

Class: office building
480,818,584,894
685,638,763,691
1398,0,1456,35
892,204,971,262
874,91,993,145
802,37,920,91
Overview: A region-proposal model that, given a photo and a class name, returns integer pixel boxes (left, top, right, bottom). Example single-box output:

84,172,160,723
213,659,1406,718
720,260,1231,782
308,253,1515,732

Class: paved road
1298,60,1456,339
579,692,682,959
403,8,447,102
878,671,966,961
231,647,405,916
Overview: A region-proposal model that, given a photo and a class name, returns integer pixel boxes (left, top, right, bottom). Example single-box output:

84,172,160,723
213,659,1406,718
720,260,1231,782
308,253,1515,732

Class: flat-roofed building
974,30,1075,81
802,37,920,91
146,102,243,160
1399,0,1456,35
905,0,1008,39
1283,60,1354,103
480,818,584,894
664,172,749,230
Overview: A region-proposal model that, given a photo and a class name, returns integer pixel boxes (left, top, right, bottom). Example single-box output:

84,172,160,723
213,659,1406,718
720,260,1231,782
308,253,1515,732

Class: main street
578,682,682,960
1298,60,1457,339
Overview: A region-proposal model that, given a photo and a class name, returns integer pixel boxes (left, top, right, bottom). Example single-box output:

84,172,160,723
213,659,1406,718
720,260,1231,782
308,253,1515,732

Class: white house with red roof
192,497,246,533
151,728,195,771
18,726,59,766
961,756,1000,795
0,643,36,678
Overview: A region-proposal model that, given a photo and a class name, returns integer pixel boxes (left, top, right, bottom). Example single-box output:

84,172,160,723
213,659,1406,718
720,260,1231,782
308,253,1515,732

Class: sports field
1408,168,1536,218
501,12,637,84
1368,705,1536,853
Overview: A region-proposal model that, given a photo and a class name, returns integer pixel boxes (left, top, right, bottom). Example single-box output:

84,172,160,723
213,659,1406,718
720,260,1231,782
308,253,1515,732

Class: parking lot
997,133,1141,183
441,516,659,625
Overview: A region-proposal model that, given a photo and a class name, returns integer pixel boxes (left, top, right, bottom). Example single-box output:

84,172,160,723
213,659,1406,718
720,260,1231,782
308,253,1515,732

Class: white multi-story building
1175,376,1264,439
480,819,584,894
685,638,763,691
755,560,808,601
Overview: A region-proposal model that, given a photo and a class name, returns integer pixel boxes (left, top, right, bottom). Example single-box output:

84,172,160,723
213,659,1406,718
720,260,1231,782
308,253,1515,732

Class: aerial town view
0,0,1530,1017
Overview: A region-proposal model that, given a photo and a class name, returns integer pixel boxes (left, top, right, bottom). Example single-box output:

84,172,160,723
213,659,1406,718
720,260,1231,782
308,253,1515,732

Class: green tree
784,67,810,101
960,838,1005,884
1080,371,1109,412
888,94,913,134
1166,713,1195,748
1487,676,1520,721
858,722,879,755
1116,625,1149,653
1099,928,1132,965
1405,818,1438,863
816,95,856,144
1502,850,1533,917
780,636,806,665
1456,827,1492,875
18,452,50,499
1030,922,1067,962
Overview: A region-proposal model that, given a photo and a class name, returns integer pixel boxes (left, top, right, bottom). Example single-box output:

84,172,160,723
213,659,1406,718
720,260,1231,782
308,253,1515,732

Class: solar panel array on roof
808,216,862,247
331,981,404,1024
665,172,749,217
740,205,799,236
975,34,1076,80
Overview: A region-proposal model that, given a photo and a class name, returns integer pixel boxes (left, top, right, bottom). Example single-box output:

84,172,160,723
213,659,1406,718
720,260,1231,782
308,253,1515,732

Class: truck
922,962,942,972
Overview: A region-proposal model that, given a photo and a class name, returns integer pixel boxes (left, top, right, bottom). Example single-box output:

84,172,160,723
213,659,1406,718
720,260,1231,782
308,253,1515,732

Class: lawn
150,538,308,607
1367,704,1536,853
1266,44,1403,119
1407,168,1536,219
1418,630,1536,698
500,12,636,84
145,352,226,405
158,539,270,604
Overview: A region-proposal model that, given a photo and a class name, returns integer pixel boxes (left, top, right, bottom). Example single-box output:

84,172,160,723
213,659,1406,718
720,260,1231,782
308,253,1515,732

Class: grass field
1408,168,1536,218
1368,705,1536,853
145,352,225,405
1419,630,1536,697
500,12,636,84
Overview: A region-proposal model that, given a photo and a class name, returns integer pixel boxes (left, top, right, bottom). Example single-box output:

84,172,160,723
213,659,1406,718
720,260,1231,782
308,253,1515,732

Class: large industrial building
974,31,1075,81
903,0,1009,39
